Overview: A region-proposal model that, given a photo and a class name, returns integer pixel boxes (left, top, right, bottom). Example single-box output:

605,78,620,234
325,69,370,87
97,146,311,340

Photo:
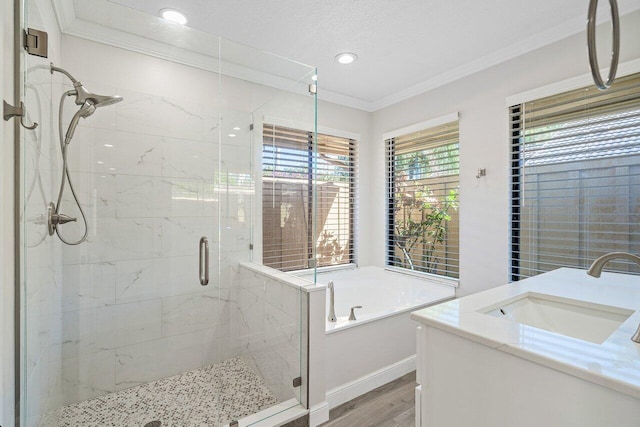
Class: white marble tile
115,175,167,218
62,217,163,264
67,127,163,176
163,178,210,217
116,90,208,141
114,258,165,304
62,308,97,359
202,330,240,366
163,255,212,296
114,331,203,390
95,300,162,350
161,216,217,257
237,287,265,338
161,137,217,180
62,262,116,311
162,292,226,336
62,350,117,405
59,172,117,219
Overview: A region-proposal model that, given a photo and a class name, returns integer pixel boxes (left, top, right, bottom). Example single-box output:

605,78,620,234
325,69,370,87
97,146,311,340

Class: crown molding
51,0,75,32
51,1,640,113
370,4,640,112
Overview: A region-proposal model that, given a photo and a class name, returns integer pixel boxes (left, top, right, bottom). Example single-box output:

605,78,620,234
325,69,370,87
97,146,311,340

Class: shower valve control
47,203,77,236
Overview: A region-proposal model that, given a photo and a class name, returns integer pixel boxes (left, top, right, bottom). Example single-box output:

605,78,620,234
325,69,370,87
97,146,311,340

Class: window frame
508,71,640,281
383,113,460,285
261,121,358,272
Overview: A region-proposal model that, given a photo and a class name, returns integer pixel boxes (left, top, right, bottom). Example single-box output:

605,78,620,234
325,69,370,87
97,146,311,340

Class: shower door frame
12,0,24,425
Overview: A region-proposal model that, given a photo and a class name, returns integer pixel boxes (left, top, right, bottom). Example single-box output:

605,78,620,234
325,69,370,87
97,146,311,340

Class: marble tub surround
411,267,640,399
236,263,312,403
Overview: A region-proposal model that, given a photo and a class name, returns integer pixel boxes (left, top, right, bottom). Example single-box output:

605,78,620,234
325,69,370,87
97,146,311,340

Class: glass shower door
19,1,314,425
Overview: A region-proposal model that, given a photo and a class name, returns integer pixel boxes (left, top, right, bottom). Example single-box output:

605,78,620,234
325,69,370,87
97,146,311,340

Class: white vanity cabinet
411,268,640,427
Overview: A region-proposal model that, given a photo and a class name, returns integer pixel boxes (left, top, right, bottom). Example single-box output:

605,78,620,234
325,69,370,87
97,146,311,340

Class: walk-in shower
49,63,123,245
16,1,317,426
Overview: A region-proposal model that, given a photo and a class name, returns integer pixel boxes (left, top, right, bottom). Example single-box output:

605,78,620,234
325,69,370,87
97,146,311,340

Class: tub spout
327,281,336,322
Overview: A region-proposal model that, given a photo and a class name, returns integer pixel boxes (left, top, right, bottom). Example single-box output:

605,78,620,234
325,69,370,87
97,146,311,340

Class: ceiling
61,0,640,111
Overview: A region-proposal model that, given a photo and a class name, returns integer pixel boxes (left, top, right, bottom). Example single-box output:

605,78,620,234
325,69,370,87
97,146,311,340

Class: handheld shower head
65,102,96,144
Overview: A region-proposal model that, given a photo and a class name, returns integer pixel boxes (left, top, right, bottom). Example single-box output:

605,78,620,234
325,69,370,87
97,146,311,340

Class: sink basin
481,292,634,344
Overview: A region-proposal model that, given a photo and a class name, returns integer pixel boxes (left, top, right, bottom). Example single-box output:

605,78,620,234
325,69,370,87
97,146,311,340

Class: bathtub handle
348,305,362,321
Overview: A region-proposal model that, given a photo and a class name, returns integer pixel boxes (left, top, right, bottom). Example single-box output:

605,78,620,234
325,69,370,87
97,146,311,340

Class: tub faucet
587,252,640,343
327,281,336,322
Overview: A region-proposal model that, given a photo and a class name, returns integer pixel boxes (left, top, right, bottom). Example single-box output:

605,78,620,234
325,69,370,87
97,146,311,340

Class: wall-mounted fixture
160,8,188,25
476,168,486,179
587,0,620,90
3,100,38,129
335,52,358,65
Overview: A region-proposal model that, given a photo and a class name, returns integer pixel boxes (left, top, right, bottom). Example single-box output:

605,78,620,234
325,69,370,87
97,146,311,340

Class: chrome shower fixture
49,63,123,245
50,64,123,108
50,63,123,144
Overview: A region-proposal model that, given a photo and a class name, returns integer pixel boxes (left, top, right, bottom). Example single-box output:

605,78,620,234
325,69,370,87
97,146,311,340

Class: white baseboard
309,401,330,427
326,355,416,410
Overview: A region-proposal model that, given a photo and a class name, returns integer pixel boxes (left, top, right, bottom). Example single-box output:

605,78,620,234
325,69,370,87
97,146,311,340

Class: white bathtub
318,266,455,333
297,266,455,408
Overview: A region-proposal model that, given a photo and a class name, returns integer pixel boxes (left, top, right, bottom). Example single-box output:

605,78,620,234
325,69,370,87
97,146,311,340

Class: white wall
368,10,640,297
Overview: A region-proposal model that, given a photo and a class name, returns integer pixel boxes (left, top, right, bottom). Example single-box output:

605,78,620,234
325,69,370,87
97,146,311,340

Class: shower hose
55,90,89,245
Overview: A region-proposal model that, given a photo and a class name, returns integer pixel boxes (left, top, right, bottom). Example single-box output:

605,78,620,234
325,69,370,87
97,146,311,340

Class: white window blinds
386,121,459,278
262,124,356,271
510,72,640,281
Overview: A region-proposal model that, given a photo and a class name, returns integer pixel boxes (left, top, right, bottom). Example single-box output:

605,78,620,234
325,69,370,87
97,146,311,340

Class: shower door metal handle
199,236,209,286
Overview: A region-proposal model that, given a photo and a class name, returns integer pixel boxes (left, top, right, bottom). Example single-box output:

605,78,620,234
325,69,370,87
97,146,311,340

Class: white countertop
411,268,640,399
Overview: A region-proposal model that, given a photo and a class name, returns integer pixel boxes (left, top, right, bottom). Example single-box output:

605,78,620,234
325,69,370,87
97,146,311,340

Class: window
385,120,459,278
510,72,640,281
262,124,356,271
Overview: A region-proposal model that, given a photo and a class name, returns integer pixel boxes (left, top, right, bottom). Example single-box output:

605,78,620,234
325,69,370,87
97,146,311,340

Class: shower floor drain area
53,357,278,427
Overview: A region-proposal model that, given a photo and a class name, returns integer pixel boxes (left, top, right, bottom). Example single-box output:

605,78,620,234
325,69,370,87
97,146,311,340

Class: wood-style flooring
319,371,416,427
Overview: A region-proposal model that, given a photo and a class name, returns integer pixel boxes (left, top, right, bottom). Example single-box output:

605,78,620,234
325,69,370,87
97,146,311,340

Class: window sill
384,266,459,288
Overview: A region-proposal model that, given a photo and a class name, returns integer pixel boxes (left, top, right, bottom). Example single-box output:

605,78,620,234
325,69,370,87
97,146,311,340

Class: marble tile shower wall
58,84,252,405
236,265,304,403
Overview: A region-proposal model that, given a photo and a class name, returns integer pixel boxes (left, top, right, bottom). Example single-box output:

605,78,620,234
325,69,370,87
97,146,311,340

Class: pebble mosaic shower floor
51,357,278,427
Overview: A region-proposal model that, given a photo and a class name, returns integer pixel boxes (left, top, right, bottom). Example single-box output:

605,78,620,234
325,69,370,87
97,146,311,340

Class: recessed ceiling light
104,144,113,148
97,161,104,164
312,75,318,81
232,127,241,131
228,133,237,138
109,167,115,171
335,52,357,65
160,9,187,25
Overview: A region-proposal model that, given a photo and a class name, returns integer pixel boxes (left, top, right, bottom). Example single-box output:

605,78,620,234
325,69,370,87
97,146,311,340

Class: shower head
50,63,123,109
74,84,123,108
50,63,123,144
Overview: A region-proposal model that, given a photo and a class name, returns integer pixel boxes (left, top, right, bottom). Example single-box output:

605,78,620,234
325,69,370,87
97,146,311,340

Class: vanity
411,268,640,427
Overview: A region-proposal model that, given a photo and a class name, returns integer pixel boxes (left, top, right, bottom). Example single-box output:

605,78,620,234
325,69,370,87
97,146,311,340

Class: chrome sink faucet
587,252,640,343
327,281,336,322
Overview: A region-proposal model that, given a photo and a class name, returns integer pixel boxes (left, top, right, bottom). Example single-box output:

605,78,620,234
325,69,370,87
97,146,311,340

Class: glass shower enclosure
17,0,317,425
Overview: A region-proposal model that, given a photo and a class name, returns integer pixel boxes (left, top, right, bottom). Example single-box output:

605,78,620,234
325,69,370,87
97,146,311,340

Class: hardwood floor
319,371,417,427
